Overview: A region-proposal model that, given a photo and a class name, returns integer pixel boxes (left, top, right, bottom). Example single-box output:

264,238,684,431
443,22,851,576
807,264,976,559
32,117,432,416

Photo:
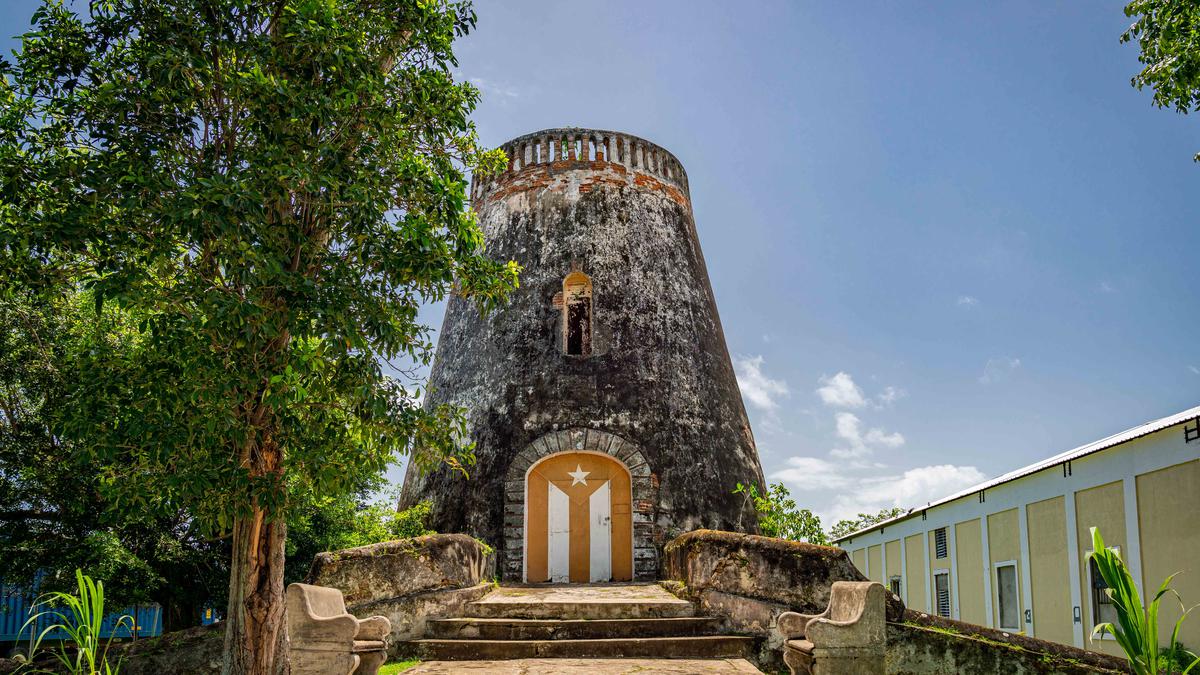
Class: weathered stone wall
402,127,765,580
662,530,1128,675
888,614,1127,674
663,529,901,669
305,533,495,651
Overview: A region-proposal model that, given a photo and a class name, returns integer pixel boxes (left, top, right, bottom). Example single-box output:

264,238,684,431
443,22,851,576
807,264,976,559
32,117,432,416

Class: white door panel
590,481,612,582
548,482,570,583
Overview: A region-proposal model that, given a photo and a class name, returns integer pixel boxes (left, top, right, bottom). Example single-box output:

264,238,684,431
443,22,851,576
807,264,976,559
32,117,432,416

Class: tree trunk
222,506,289,675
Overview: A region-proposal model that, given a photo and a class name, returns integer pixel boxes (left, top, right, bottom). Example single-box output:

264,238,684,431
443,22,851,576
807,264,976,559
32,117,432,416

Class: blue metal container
1,584,164,646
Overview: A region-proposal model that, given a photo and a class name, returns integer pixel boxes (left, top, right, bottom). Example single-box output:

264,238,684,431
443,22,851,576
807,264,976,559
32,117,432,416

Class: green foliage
20,569,132,675
0,0,518,537
735,482,827,545
829,507,907,541
2,1,517,660
1088,527,1199,675
1,290,435,626
1168,643,1200,675
0,291,227,629
1121,0,1200,160
285,481,434,585
391,500,436,540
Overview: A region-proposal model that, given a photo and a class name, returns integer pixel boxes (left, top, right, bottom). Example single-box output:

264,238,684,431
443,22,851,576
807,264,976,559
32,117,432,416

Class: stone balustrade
471,127,690,204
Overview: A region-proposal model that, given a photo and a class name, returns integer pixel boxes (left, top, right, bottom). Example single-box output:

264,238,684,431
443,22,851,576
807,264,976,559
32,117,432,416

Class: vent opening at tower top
563,272,592,357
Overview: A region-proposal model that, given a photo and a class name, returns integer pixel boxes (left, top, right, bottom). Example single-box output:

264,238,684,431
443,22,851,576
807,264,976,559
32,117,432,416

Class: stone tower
401,127,765,582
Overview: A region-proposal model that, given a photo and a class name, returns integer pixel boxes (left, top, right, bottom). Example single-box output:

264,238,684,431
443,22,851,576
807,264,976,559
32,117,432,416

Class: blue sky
4,2,1197,525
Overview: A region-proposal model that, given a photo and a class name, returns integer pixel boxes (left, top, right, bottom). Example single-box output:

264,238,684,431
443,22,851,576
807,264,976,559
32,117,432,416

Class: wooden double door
525,452,633,583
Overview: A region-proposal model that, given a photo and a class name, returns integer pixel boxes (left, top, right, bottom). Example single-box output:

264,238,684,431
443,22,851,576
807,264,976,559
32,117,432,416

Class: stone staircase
403,583,761,669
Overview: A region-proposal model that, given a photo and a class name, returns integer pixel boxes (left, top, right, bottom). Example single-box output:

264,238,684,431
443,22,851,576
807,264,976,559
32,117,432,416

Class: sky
3,1,1197,527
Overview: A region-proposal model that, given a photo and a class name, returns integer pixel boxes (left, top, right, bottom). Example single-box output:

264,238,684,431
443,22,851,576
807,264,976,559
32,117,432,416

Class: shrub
20,569,132,675
1088,527,1198,675
734,482,827,545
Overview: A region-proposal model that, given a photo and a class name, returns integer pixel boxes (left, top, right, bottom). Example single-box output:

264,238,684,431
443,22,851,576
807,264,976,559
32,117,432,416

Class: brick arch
503,428,659,581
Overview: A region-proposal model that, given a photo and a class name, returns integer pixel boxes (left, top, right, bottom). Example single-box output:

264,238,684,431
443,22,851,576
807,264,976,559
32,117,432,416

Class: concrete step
426,617,724,640
406,635,758,661
464,584,696,620
402,657,766,673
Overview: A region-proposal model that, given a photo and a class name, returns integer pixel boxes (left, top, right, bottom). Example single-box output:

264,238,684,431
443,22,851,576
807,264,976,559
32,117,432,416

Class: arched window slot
562,272,593,356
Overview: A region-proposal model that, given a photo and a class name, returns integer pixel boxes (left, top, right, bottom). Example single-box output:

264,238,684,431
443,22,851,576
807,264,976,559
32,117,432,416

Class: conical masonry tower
402,127,765,582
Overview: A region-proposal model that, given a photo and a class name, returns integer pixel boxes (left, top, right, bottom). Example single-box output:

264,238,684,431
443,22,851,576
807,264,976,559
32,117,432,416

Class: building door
525,452,632,583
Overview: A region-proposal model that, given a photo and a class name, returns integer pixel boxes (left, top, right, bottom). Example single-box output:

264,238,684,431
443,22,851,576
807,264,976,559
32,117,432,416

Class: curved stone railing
471,127,690,203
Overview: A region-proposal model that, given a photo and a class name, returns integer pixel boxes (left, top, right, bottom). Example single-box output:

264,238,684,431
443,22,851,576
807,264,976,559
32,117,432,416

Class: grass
379,660,421,674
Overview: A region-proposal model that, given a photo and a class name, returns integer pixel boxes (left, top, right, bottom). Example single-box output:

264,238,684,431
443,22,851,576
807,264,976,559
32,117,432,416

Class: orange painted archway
524,452,633,583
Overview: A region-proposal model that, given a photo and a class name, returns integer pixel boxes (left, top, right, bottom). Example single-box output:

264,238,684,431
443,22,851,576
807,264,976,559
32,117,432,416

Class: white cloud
772,459,986,525
869,464,986,506
979,357,1021,384
834,412,865,448
829,412,905,459
772,370,976,524
957,295,979,307
828,464,986,524
468,76,520,100
865,428,906,448
1189,365,1199,376
735,355,789,412
817,371,904,409
817,372,867,408
876,386,906,407
1099,281,1116,293
771,456,855,490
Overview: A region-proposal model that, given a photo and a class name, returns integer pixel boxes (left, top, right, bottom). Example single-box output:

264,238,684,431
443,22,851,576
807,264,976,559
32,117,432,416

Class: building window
562,272,593,356
934,528,948,559
995,562,1020,630
1088,547,1120,629
889,575,902,597
934,571,952,618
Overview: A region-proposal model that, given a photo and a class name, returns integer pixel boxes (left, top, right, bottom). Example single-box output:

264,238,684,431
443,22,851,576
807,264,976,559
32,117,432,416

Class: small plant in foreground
19,569,132,675
1089,527,1198,675
734,482,827,545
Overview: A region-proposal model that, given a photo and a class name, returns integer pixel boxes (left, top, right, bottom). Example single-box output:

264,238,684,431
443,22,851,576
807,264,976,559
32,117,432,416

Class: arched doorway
524,451,633,583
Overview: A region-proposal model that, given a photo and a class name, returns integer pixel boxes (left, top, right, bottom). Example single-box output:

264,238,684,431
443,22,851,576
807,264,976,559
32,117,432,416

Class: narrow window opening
563,272,592,356
995,562,1020,630
1088,550,1119,628
888,575,902,598
934,571,952,618
934,528,948,559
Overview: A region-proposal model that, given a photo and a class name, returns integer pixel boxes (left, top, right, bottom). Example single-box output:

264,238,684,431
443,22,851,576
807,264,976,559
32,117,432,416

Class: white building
834,405,1200,657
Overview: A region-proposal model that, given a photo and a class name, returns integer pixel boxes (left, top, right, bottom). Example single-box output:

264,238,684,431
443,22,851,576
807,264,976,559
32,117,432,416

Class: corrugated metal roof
833,404,1200,542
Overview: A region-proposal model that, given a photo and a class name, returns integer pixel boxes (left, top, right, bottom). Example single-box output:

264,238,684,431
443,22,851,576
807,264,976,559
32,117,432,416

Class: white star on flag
568,464,590,486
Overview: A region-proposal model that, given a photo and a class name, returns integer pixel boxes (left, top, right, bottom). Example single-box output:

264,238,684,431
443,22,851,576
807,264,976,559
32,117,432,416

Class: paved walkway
471,583,687,605
405,658,764,674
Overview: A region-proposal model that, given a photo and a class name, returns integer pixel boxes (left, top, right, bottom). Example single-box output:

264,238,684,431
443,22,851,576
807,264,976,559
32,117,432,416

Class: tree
1,289,426,632
0,291,227,633
1122,0,1200,160
285,479,435,586
0,1,517,672
829,507,908,541
735,482,828,545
